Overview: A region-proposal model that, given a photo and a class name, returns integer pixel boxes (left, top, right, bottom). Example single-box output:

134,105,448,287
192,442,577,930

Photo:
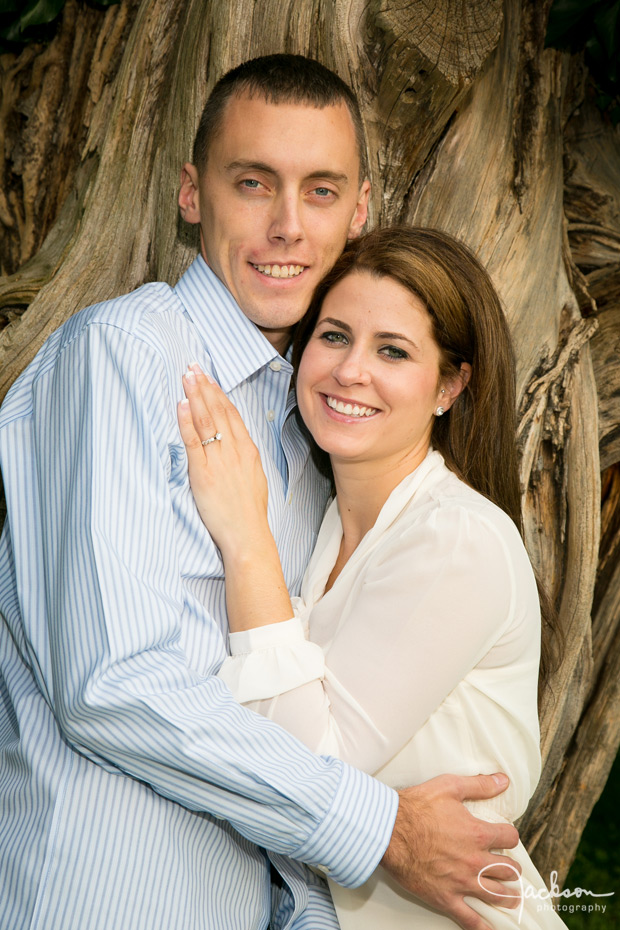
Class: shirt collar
174,255,285,392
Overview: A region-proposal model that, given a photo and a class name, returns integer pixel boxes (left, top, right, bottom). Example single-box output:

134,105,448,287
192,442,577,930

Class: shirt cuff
218,618,326,703
227,616,304,654
290,760,399,887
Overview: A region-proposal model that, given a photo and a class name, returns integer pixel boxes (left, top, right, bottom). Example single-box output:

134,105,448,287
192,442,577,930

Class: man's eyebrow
224,161,350,185
305,170,349,185
225,160,277,175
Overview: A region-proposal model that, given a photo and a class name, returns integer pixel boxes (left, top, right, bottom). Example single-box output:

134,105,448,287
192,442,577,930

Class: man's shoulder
35,279,195,371
0,281,194,428
61,280,180,340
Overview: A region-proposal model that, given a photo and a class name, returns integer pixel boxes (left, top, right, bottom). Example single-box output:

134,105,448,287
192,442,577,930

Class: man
0,55,518,930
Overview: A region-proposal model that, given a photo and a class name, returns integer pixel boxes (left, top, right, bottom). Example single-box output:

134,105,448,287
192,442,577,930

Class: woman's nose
332,350,372,386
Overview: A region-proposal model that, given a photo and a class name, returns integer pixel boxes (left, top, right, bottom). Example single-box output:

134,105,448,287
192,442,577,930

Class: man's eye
241,179,261,189
380,345,408,360
314,187,332,197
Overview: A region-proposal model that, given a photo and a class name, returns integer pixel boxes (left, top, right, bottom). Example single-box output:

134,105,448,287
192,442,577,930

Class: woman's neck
331,444,431,564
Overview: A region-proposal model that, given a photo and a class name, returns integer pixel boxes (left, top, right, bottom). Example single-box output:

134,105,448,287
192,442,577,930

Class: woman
177,227,565,929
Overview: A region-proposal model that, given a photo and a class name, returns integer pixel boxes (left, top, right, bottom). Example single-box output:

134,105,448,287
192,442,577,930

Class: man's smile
251,263,306,278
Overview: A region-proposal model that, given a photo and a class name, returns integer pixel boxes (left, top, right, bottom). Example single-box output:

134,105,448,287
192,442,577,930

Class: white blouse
218,451,566,929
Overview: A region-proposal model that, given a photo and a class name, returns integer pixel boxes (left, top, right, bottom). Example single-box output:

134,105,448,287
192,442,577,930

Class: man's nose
268,193,304,244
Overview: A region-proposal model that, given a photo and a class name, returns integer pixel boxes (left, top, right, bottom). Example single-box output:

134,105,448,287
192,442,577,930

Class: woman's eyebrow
319,317,353,332
376,331,419,349
319,320,421,352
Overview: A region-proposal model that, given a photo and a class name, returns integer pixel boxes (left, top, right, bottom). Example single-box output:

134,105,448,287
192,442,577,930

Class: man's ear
440,363,472,411
178,163,201,224
347,179,371,240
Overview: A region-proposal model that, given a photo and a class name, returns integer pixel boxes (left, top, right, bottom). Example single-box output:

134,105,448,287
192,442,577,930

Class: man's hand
381,773,520,930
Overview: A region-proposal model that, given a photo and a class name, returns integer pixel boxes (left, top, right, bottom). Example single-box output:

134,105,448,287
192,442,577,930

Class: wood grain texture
0,0,619,887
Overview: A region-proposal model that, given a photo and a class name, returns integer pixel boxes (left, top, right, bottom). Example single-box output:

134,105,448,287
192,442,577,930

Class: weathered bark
1,0,619,888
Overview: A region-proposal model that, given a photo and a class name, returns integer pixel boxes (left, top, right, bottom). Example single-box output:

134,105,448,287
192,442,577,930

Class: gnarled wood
0,0,140,277
1,0,619,890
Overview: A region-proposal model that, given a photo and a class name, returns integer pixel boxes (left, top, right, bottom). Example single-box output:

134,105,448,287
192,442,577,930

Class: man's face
179,92,370,353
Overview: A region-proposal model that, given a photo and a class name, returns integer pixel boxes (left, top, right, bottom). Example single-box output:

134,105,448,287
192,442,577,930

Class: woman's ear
439,363,472,412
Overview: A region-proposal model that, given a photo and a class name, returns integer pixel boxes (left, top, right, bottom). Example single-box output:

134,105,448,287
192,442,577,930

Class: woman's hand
177,364,295,633
177,365,270,560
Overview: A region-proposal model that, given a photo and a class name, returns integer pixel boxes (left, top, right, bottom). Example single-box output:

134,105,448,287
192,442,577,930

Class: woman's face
296,270,449,473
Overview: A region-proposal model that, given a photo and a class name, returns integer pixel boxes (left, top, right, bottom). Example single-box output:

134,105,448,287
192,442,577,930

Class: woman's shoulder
389,453,532,577
370,456,540,631
406,452,521,537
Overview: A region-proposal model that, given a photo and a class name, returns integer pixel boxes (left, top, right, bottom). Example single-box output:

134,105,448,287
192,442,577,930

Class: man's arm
0,314,394,888
3,316,520,926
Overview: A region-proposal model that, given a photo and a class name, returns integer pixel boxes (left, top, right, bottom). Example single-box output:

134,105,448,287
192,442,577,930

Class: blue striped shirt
0,256,397,930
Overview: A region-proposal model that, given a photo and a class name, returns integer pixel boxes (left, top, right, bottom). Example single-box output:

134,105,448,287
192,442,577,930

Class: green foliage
563,750,620,928
0,0,119,53
546,0,620,124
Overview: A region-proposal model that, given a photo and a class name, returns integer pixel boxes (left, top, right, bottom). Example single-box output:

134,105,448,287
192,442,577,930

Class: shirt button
266,409,276,422
269,360,282,372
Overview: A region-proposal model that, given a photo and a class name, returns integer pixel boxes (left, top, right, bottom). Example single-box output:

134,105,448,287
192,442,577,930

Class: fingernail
179,398,189,409
492,774,509,787
205,371,215,384
185,368,196,384
190,363,202,376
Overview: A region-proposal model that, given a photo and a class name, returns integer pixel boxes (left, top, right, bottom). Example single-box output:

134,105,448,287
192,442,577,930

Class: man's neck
259,325,293,357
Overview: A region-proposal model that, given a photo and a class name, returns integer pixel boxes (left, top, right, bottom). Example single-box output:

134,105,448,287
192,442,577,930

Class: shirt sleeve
5,318,396,887
218,500,525,774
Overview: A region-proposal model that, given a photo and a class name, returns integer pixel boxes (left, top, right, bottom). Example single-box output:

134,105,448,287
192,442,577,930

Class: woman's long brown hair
293,225,560,692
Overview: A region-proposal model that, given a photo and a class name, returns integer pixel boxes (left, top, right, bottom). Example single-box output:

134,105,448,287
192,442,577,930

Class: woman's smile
296,270,446,476
323,393,380,419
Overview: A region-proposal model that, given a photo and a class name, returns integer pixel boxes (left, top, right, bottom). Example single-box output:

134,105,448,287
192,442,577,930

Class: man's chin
243,296,313,333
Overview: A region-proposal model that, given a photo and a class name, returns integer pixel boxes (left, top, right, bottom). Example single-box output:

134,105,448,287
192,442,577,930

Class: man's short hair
192,53,367,179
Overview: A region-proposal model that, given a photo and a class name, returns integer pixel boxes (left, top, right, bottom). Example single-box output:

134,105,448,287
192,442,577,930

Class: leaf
18,0,66,30
0,0,119,47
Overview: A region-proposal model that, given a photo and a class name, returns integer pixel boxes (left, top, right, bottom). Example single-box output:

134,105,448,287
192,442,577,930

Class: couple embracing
0,54,565,930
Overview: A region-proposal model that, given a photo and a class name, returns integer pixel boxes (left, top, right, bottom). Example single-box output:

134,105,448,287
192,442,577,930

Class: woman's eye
380,345,408,360
321,331,348,344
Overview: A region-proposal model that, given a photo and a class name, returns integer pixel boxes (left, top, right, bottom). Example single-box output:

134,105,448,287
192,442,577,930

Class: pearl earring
435,389,446,416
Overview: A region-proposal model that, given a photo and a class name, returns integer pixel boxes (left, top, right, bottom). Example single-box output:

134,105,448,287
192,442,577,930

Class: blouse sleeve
217,501,533,773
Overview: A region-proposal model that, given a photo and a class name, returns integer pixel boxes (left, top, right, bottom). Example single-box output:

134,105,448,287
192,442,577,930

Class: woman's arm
178,369,538,776
178,365,295,632
177,368,526,921
220,501,538,775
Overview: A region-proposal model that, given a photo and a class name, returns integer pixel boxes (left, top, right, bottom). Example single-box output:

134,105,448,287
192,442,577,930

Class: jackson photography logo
478,865,614,922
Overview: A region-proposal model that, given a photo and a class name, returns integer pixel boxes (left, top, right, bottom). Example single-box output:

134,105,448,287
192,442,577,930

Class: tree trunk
1,0,619,886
